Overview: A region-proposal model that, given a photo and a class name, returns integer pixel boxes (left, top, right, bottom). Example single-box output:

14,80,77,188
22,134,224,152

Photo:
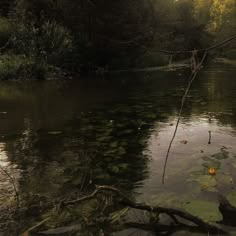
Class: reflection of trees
3,67,236,202
188,67,236,127
2,72,188,203
5,101,155,199
3,89,177,234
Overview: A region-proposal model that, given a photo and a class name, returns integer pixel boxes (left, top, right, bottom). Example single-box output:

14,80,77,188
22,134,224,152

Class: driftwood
22,185,227,235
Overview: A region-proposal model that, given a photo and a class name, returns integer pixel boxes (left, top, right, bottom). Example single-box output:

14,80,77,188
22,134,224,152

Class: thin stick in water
162,51,208,184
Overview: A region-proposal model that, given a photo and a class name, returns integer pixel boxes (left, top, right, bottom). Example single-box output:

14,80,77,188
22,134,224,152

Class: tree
207,0,236,37
194,0,213,25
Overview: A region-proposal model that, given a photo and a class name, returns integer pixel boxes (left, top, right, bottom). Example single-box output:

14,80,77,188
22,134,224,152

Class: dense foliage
0,0,235,79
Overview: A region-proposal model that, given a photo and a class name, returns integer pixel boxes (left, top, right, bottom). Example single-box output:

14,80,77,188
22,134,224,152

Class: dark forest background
0,0,235,79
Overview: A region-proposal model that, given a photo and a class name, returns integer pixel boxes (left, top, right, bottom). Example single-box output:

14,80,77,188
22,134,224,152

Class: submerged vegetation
0,0,235,79
1,70,236,235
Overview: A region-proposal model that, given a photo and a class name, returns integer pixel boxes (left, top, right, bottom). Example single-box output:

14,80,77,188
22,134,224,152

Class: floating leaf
226,191,236,207
180,140,188,144
202,159,221,169
188,170,204,180
197,175,217,186
188,175,217,192
182,200,222,222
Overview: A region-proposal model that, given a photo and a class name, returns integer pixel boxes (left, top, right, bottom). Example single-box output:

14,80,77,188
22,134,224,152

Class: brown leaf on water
180,140,188,144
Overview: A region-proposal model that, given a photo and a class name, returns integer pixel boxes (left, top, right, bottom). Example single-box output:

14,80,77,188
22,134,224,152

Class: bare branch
63,185,226,234
162,50,208,184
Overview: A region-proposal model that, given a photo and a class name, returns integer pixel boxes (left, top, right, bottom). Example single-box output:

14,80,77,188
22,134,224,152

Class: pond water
0,62,236,235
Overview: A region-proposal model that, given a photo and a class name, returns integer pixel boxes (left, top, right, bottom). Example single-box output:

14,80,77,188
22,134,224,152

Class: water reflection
139,117,236,200
0,64,235,235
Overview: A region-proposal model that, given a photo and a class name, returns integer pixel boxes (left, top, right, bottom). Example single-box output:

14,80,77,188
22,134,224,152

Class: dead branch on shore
21,185,226,235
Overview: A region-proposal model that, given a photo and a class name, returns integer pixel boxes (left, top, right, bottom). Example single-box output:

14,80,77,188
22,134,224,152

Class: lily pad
226,191,236,207
189,170,204,177
182,200,222,222
191,175,216,186
211,152,228,160
188,175,218,192
202,159,221,169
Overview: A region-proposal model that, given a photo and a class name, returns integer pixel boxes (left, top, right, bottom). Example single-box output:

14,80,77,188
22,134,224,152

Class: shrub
0,54,49,80
10,20,73,65
40,21,73,65
0,17,12,47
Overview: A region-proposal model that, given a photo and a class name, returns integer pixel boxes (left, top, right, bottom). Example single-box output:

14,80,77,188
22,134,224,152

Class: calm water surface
0,63,236,235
